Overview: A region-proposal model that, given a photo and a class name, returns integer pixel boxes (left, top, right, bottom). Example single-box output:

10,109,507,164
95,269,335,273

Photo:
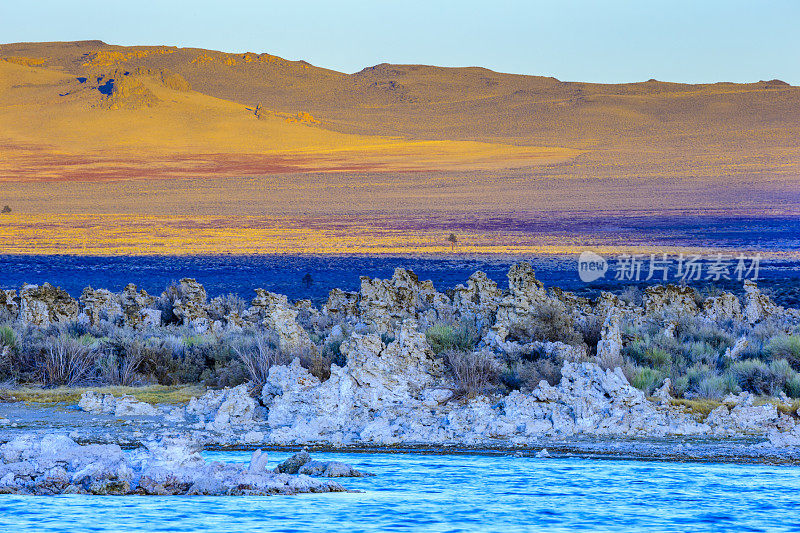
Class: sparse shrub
507,301,583,346
322,338,346,368
501,358,561,391
673,375,690,398
299,348,332,381
208,293,247,321
625,341,672,369
233,334,288,389
580,315,603,355
99,335,153,386
39,335,99,387
631,366,664,395
0,326,17,351
443,349,498,395
619,286,644,307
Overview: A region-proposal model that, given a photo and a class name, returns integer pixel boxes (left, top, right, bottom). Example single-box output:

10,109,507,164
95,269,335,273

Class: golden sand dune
0,41,798,254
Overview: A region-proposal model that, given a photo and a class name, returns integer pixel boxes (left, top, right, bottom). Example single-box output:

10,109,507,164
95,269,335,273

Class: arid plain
1,40,799,254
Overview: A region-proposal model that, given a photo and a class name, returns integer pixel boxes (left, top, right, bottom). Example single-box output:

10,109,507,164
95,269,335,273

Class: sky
2,0,799,84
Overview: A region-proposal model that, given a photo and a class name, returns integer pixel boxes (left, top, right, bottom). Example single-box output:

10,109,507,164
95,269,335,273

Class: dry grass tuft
0,384,204,406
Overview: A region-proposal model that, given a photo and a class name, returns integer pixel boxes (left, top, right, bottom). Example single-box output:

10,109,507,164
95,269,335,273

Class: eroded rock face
743,280,780,323
0,289,18,318
185,384,257,432
78,391,158,417
324,288,360,319
266,304,315,354
644,285,698,316
358,268,447,332
19,283,79,327
703,292,742,322
451,271,502,319
120,284,156,328
596,310,622,366
262,319,444,445
80,287,122,325
491,262,557,343
0,434,348,496
0,434,133,495
169,278,209,331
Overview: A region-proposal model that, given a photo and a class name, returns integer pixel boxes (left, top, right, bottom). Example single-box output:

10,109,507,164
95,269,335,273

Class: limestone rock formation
18,283,79,327
80,287,122,325
185,384,257,432
644,285,698,316
120,284,157,328
358,268,447,332
703,292,743,322
324,288,360,319
78,391,158,417
743,280,780,323
451,271,502,319
0,434,347,495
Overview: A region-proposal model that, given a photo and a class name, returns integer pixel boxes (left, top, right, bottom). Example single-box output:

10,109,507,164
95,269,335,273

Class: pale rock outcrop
324,288,360,319
654,378,672,405
595,310,623,366
703,292,743,322
80,287,122,325
185,384,257,432
358,268,448,332
723,337,749,359
743,280,780,323
0,434,347,495
119,284,156,328
78,391,158,417
265,304,315,353
169,278,209,331
263,319,444,444
18,283,79,327
500,363,705,438
451,271,503,319
0,289,18,318
0,434,133,495
245,289,289,321
644,285,698,316
241,289,313,352
706,398,780,435
491,263,554,343
273,450,371,477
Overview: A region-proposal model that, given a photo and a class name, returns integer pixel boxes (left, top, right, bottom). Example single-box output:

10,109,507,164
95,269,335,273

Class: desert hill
0,41,798,254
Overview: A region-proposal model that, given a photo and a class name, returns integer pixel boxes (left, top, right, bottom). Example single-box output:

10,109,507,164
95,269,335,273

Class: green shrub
695,376,737,400
726,358,781,396
766,335,800,370
631,367,665,395
785,373,800,398
0,326,17,351
426,321,479,355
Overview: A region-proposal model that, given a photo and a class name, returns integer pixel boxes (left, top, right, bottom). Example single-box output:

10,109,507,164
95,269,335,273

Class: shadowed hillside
0,41,798,254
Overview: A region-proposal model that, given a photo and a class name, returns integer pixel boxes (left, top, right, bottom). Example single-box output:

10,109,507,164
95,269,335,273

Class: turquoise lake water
2,451,800,532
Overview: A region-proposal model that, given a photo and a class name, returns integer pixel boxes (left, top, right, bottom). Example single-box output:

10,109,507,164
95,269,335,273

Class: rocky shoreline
2,263,800,468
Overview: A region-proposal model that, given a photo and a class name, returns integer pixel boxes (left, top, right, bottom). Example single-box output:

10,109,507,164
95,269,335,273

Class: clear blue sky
2,0,798,84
